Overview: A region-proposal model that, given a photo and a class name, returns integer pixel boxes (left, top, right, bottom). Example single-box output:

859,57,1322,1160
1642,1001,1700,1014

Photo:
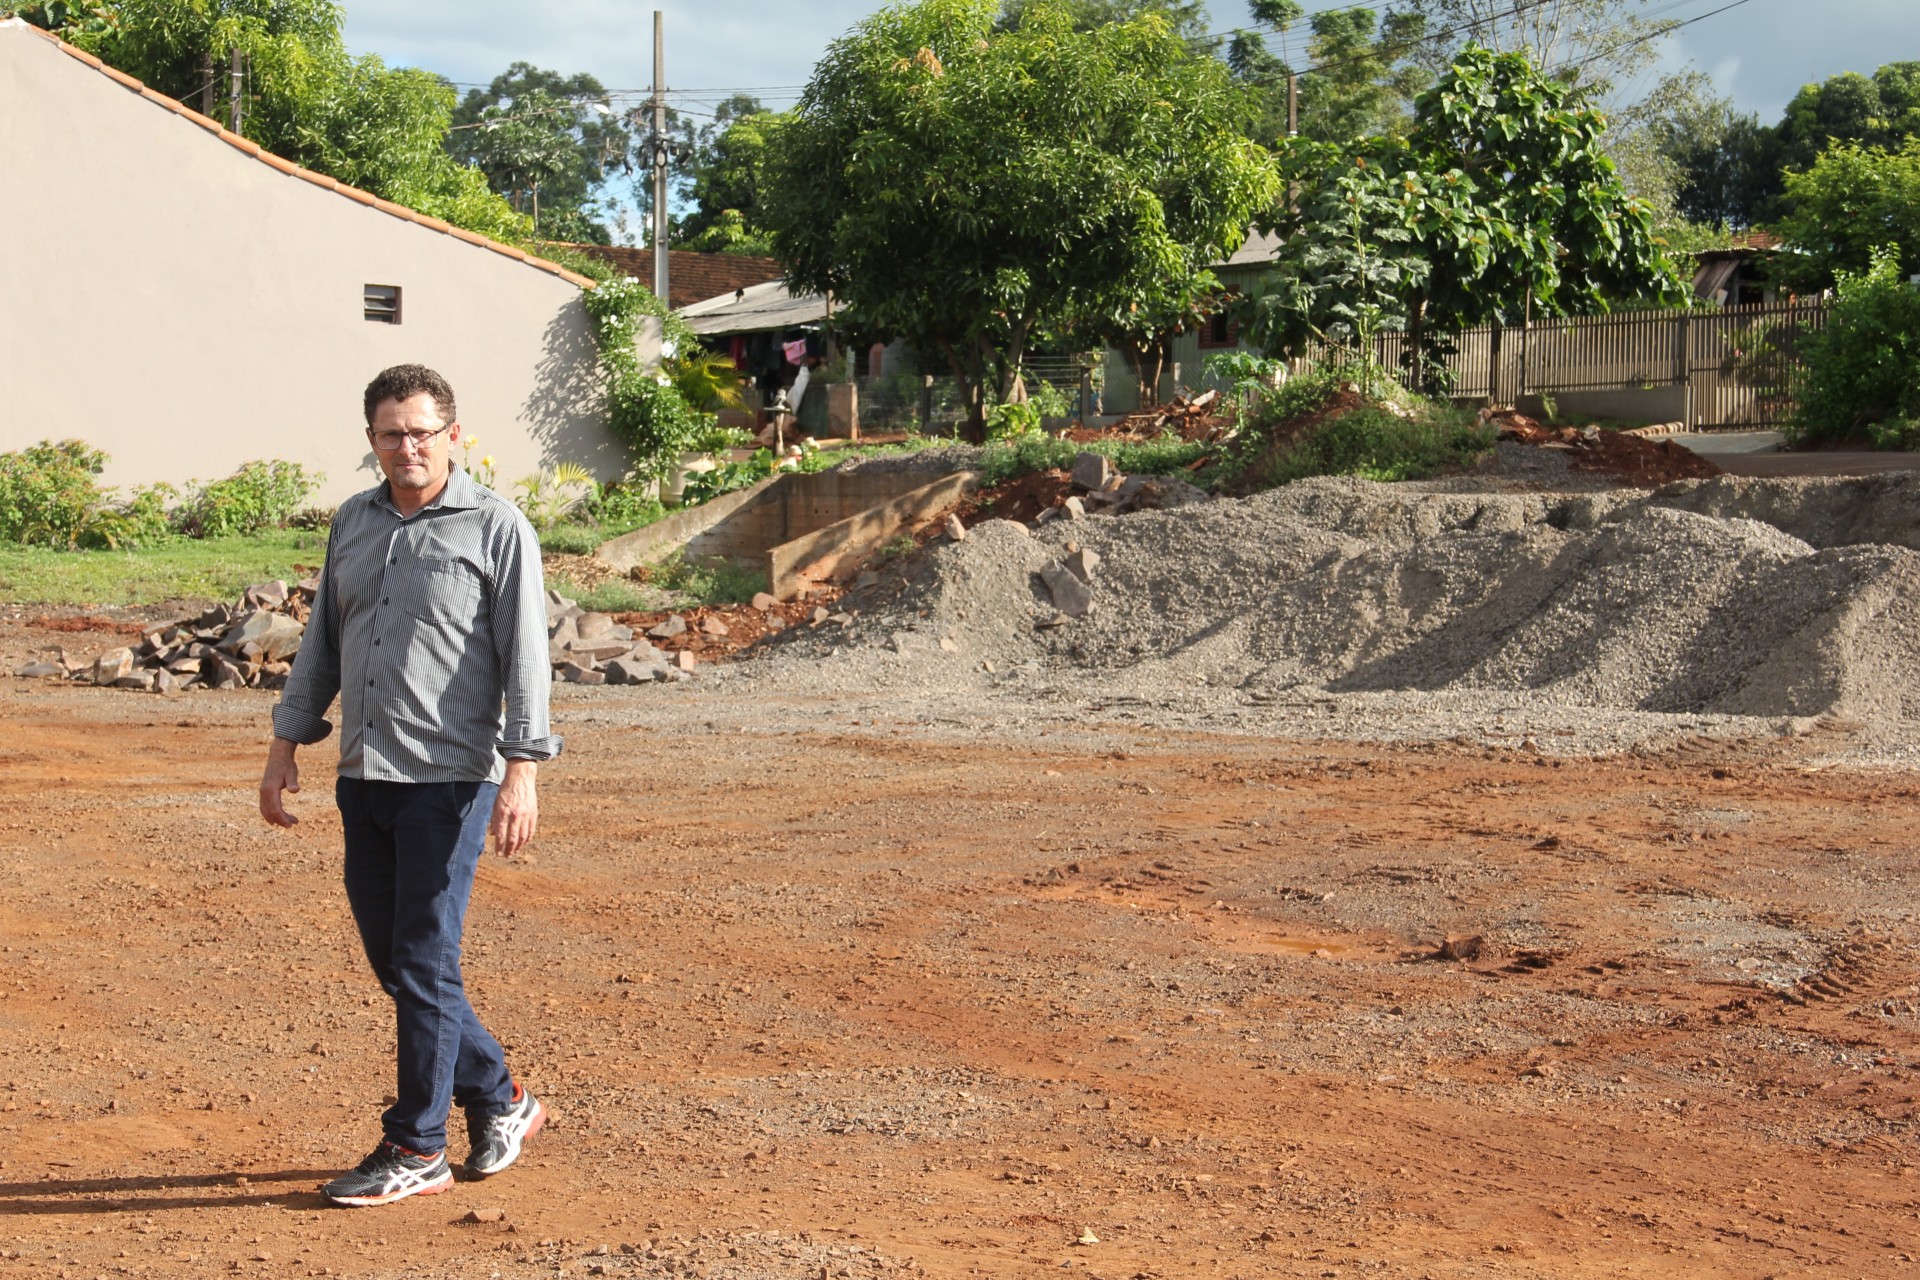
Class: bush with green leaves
581,276,718,478
586,478,668,533
171,460,321,538
0,439,175,549
1791,245,1920,445
985,401,1044,441
1204,367,1492,490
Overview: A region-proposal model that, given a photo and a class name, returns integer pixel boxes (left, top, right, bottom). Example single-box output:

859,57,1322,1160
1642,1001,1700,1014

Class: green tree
997,0,1211,41
764,0,1276,440
19,0,528,242
1773,138,1920,292
1244,45,1688,383
678,98,784,251
1227,1,1428,146
449,63,630,243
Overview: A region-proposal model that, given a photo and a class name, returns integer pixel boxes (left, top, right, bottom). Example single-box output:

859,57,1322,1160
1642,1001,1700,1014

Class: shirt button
367,679,374,687
382,596,389,604
374,638,381,646
391,556,398,564
365,720,373,728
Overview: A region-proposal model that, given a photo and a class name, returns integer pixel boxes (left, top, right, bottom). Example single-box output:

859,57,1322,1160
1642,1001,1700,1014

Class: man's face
368,392,462,496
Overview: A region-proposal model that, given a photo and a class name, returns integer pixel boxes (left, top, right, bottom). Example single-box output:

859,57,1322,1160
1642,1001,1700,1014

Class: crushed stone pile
753,469,1920,730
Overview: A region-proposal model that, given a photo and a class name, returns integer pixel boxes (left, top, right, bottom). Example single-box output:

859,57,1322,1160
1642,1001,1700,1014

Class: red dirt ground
2,611,1919,1280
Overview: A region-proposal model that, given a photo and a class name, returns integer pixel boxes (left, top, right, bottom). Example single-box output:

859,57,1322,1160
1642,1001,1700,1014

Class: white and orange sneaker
465,1084,546,1178
321,1140,452,1206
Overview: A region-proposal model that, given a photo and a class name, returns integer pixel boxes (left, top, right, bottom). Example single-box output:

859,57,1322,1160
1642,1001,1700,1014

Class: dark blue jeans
336,778,516,1154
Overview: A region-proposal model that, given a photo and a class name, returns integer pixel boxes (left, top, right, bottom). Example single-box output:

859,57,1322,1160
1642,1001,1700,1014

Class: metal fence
1298,300,1830,430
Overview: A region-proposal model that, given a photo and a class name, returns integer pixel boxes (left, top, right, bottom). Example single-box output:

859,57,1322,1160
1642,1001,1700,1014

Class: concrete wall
0,22,625,508
596,468,968,578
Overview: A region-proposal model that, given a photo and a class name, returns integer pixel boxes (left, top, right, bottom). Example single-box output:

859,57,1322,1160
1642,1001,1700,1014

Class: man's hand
491,760,538,856
259,738,301,828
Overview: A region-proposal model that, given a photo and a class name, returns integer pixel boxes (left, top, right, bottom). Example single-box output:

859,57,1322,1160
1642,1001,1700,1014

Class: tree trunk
1406,295,1428,394
1122,334,1170,408
942,342,988,445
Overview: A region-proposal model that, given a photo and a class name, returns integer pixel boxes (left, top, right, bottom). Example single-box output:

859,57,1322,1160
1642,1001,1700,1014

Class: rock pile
547,589,696,685
15,579,314,692
15,583,717,694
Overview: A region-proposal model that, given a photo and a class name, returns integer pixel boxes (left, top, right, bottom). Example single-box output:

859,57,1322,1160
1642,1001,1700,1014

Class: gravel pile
727,466,1920,757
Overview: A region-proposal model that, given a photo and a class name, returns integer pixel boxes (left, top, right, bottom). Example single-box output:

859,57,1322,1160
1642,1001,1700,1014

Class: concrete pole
651,10,670,305
229,48,243,134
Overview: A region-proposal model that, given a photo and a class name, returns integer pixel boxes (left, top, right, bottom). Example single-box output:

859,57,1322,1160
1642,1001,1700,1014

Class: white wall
0,21,626,508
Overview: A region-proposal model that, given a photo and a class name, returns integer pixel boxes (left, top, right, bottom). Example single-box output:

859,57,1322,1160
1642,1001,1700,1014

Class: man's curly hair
363,364,457,427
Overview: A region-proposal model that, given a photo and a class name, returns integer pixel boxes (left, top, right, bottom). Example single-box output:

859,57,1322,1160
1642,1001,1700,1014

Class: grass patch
0,529,327,606
567,579,659,613
537,522,608,556
648,552,767,606
979,435,1210,487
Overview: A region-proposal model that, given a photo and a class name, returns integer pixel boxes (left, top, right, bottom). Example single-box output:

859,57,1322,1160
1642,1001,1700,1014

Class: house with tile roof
0,17,629,506
555,245,784,311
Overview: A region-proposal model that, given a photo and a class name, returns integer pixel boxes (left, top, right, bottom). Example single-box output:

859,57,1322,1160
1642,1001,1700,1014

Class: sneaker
466,1084,546,1178
321,1141,452,1207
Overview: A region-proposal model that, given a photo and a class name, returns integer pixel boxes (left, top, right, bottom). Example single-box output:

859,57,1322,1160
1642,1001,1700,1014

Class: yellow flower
482,456,496,469
464,435,480,450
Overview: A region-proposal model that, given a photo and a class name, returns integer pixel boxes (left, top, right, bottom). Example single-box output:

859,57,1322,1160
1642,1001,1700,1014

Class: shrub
1791,245,1920,444
587,478,668,534
1261,403,1493,485
985,401,1044,441
582,277,715,478
0,439,175,549
172,460,321,538
1869,416,1920,451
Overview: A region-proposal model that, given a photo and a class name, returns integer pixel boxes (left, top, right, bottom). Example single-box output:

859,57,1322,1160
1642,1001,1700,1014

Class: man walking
259,364,559,1207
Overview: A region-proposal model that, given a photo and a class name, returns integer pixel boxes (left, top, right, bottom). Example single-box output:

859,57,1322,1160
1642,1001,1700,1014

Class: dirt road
3,617,1919,1279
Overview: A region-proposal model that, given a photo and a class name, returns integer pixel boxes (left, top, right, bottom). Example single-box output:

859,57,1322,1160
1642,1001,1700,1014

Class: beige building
0,18,626,508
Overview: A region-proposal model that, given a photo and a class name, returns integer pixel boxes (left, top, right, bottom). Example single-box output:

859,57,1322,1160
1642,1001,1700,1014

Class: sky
341,0,1917,127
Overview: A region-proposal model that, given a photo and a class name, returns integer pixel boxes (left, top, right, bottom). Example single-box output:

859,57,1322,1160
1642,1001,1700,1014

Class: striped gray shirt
272,466,561,782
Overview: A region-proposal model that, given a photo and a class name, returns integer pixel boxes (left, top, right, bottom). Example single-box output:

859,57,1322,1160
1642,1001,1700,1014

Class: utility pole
651,10,670,305
1286,73,1298,138
229,47,244,134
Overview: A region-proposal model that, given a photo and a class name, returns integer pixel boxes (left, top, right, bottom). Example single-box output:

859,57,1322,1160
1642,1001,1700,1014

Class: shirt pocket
404,557,481,625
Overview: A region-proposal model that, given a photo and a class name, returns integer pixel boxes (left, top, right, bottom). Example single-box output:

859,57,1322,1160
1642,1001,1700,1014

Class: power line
1546,0,1763,80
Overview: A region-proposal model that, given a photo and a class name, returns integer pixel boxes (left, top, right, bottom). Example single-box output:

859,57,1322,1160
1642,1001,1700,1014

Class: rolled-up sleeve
490,513,562,763
272,523,341,745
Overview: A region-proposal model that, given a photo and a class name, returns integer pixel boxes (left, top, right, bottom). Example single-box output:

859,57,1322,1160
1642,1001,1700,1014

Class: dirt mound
761,471,1920,730
1491,410,1722,486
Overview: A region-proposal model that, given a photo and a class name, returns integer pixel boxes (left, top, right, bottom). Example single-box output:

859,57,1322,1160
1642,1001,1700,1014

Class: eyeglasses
367,424,453,452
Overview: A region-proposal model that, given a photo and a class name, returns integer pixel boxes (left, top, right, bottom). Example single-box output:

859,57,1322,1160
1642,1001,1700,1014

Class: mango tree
762,0,1275,440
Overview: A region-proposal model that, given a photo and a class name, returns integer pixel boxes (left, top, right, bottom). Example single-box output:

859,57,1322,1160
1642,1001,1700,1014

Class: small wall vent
364,284,402,324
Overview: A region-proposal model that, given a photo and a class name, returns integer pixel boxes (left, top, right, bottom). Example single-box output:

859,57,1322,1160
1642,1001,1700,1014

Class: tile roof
556,244,785,309
5,18,593,289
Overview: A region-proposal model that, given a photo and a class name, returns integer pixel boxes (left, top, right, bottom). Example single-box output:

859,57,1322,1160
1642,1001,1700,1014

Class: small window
364,284,402,324
1198,309,1237,349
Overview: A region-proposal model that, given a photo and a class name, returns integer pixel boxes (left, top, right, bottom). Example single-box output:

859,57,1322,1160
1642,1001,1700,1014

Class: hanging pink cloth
782,339,808,365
